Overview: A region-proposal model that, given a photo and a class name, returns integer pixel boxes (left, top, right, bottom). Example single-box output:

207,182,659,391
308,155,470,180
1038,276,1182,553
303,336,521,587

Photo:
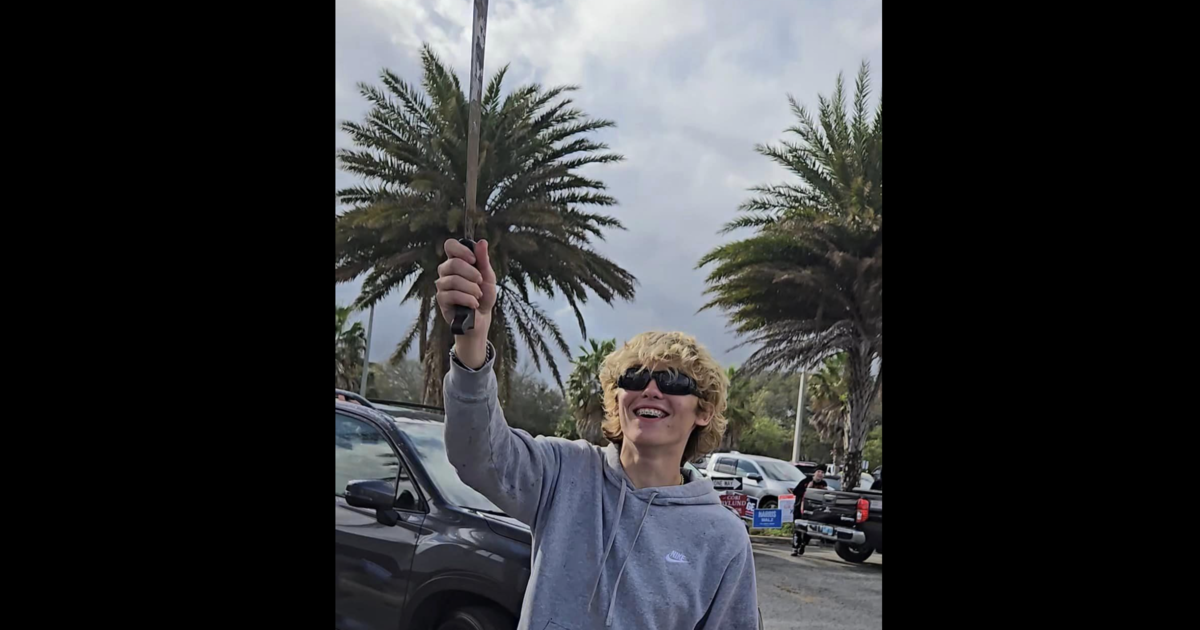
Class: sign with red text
719,492,748,514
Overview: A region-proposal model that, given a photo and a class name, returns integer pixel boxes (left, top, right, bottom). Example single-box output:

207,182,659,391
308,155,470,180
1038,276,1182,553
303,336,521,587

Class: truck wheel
437,605,515,630
760,499,777,509
834,542,874,563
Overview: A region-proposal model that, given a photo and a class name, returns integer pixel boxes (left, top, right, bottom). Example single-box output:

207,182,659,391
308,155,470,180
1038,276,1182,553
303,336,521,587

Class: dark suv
336,393,531,630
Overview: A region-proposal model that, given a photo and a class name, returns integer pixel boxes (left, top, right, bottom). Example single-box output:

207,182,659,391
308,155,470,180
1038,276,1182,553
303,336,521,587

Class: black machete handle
450,237,478,336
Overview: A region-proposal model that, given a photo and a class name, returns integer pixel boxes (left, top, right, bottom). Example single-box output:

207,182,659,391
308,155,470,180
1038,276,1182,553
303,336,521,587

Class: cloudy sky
336,0,882,381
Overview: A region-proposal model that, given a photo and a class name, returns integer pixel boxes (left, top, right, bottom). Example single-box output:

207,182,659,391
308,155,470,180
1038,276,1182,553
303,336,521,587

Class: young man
790,469,827,556
436,239,759,629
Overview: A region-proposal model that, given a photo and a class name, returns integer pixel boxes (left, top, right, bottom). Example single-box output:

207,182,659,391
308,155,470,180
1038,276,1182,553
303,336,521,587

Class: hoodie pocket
543,622,571,630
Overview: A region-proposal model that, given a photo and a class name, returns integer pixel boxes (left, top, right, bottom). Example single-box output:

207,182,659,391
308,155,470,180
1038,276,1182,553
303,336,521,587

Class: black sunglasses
618,367,703,397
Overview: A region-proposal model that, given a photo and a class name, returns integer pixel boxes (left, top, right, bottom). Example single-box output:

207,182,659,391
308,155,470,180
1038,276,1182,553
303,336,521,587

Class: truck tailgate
800,490,866,524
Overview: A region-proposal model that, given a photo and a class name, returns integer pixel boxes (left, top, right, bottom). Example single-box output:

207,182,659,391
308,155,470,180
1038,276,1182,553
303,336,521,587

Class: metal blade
451,0,489,337
463,0,489,241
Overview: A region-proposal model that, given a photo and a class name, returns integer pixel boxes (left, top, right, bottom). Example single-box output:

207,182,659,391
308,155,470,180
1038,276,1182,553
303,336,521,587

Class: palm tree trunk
417,297,430,369
842,344,879,489
490,300,512,406
581,407,608,445
422,318,450,405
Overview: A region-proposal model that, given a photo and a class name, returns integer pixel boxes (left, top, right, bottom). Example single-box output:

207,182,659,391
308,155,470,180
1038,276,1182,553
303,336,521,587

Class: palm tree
565,338,615,444
336,305,367,390
806,353,849,467
699,63,881,481
336,45,636,405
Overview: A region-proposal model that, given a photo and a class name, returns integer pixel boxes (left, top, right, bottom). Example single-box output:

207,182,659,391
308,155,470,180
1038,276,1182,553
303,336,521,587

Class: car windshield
758,460,805,482
398,422,503,514
824,477,842,491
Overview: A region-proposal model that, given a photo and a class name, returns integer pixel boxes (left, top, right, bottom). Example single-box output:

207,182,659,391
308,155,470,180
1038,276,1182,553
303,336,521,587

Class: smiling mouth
634,408,669,419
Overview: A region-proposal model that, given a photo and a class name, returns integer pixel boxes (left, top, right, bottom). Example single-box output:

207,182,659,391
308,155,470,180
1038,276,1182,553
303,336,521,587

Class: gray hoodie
444,348,760,630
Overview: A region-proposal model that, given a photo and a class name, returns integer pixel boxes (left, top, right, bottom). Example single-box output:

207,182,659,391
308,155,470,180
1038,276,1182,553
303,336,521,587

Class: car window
715,457,738,475
335,413,419,507
736,459,759,476
397,421,502,514
759,460,805,483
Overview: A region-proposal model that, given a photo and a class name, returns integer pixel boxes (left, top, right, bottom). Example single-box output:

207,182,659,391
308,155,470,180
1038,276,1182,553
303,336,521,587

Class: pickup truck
794,487,883,563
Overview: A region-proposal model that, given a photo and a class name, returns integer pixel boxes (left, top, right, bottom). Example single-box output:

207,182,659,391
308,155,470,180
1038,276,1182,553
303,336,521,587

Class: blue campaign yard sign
752,509,782,529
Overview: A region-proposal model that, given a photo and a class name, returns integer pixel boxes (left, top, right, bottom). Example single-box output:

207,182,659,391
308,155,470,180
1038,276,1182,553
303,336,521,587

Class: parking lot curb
749,535,791,547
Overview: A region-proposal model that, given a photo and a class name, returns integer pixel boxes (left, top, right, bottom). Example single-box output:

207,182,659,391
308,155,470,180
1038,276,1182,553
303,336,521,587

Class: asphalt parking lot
752,540,882,630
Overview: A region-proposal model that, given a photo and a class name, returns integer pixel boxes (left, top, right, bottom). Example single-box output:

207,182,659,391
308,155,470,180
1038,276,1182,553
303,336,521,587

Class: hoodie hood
600,443,721,506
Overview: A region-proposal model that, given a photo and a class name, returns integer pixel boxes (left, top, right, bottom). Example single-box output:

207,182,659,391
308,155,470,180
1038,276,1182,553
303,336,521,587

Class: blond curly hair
600,331,729,464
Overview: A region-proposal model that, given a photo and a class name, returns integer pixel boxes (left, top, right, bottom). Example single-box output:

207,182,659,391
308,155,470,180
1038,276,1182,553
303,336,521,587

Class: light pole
358,304,375,397
791,370,808,462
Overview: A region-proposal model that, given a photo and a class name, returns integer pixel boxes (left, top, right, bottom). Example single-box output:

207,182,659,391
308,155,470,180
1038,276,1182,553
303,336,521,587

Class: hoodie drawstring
604,491,658,627
587,482,627,613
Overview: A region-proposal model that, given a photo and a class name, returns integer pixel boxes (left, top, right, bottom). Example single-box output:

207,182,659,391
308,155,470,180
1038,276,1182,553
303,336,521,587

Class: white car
704,452,806,509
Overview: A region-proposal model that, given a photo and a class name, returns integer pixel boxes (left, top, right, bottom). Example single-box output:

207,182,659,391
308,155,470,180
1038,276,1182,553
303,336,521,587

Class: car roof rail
335,389,376,408
369,398,446,413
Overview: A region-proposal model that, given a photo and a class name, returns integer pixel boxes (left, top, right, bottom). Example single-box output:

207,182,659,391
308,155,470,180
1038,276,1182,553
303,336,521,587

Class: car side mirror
346,480,408,526
747,473,763,482
346,480,397,511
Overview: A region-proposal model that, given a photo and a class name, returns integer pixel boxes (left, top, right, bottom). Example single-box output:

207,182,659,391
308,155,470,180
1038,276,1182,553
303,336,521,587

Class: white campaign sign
778,494,795,516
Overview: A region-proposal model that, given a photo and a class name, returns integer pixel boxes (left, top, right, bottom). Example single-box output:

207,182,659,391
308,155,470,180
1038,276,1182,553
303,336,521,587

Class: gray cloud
336,0,882,380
